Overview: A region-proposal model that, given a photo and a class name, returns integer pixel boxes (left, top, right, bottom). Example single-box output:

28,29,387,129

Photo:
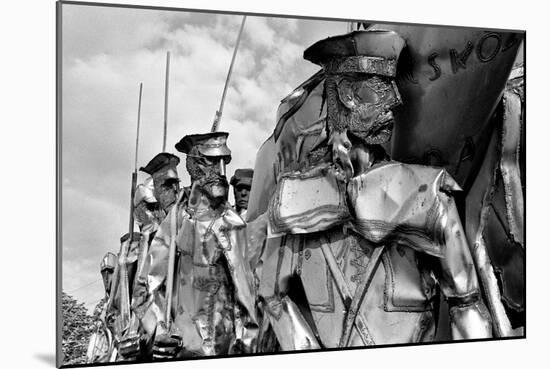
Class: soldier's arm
138,221,172,336
119,216,172,360
245,211,268,273
438,194,493,339
137,216,184,360
215,211,261,354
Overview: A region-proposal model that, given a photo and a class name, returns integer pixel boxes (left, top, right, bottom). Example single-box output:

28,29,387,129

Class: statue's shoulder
274,71,325,141
348,161,462,257
353,161,461,194
221,205,246,229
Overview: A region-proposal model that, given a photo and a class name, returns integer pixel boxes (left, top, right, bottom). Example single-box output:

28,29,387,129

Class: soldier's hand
152,333,182,360
117,333,141,360
230,339,245,355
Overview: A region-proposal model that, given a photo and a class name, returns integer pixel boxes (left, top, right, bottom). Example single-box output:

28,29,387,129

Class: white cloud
243,16,276,50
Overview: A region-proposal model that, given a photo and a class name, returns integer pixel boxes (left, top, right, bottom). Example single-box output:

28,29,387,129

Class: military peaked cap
175,132,232,164
304,30,406,77
140,153,180,176
230,168,254,187
139,152,180,182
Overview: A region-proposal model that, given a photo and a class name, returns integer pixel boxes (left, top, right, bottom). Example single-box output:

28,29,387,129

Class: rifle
105,83,143,359
163,188,187,333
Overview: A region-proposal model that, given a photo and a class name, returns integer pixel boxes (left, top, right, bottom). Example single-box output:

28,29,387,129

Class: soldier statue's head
100,252,117,295
304,30,405,179
139,153,180,212
175,132,232,208
133,177,162,229
230,168,253,214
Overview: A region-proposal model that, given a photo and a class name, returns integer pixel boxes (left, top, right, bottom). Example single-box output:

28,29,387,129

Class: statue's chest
296,231,434,315
296,232,375,311
177,217,224,266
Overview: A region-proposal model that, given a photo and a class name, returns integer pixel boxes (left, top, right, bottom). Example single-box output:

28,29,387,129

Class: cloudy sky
60,3,348,310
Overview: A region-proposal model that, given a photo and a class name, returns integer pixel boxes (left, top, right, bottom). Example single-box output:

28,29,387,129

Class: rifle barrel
211,16,246,132
134,83,143,172
163,51,170,151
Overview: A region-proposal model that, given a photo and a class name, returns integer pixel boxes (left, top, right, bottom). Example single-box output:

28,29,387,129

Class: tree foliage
61,291,95,365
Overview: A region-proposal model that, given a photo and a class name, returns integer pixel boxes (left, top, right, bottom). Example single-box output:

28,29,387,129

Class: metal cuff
447,292,480,308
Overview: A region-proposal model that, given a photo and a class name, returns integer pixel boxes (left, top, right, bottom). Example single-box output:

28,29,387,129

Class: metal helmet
100,252,117,272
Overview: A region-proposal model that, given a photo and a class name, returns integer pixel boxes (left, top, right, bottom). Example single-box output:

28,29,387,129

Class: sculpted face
153,179,179,211
101,268,114,295
337,75,401,137
187,152,229,207
234,184,251,211
329,74,401,180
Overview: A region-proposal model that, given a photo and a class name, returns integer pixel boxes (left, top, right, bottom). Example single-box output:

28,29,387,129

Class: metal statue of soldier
250,30,499,351
115,177,165,360
128,132,258,359
86,252,117,363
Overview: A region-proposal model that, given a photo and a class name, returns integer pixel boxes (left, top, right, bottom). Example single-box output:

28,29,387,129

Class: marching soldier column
85,24,524,363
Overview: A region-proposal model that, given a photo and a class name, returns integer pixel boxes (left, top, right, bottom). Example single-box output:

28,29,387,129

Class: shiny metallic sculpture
131,132,258,359
230,168,254,219
116,177,163,360
83,21,524,363
114,156,183,361
87,178,164,363
94,232,141,361
87,235,141,363
361,23,525,335
465,61,525,334
86,252,117,363
246,29,524,350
